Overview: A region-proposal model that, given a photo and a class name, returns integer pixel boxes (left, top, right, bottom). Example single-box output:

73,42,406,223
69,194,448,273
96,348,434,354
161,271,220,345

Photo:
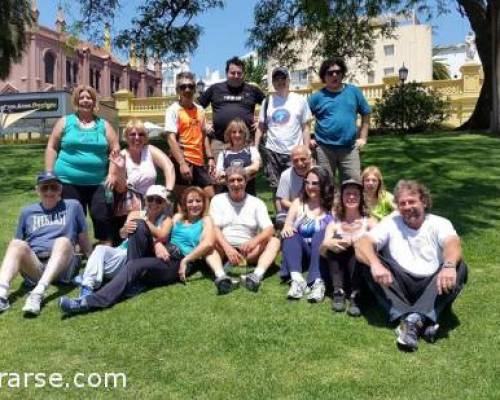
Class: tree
244,56,267,88
247,0,496,131
433,60,451,80
0,0,34,79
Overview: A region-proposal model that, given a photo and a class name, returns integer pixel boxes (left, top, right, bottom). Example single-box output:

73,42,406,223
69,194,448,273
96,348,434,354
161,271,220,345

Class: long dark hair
301,166,334,211
335,183,366,219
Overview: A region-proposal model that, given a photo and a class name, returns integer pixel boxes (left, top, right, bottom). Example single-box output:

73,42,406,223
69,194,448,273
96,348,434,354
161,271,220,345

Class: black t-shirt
198,81,265,141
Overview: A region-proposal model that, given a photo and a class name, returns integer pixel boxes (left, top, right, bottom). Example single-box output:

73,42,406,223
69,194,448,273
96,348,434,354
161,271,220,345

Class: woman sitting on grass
362,166,394,220
321,179,377,317
59,185,208,314
72,185,172,298
281,166,334,303
214,118,261,196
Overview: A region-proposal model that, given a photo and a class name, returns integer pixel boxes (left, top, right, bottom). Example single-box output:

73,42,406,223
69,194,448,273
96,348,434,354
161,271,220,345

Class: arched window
44,52,55,84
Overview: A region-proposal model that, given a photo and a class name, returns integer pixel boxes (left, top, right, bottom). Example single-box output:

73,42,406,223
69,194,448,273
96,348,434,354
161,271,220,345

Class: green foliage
0,0,34,79
373,82,450,132
244,56,267,88
433,60,451,80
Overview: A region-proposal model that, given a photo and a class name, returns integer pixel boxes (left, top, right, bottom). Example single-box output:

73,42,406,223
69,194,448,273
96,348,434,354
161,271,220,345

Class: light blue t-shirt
15,199,87,255
170,218,204,256
54,114,109,185
308,84,371,148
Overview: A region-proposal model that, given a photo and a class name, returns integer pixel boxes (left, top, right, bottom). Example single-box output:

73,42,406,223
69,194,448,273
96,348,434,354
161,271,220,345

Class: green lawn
0,133,499,399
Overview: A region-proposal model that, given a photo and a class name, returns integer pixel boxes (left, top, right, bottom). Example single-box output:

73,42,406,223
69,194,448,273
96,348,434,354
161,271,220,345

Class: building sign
0,98,59,113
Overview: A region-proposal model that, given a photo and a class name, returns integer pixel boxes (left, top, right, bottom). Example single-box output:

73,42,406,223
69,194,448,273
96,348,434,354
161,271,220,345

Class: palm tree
0,0,34,79
432,60,451,81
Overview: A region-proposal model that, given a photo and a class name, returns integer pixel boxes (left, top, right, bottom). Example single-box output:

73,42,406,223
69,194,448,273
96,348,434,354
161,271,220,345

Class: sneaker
346,292,361,317
331,289,346,312
422,323,440,344
22,292,43,316
241,273,261,292
287,279,307,300
215,275,239,295
0,297,10,312
59,296,89,316
395,318,423,351
307,279,325,303
79,285,93,298
72,275,83,286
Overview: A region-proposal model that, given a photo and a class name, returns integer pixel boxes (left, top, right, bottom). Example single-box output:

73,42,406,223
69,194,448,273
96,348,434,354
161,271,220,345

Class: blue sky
39,0,472,79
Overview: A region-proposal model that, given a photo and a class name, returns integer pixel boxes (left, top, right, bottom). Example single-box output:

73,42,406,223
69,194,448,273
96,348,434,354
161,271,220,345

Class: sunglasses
146,196,165,205
326,69,343,76
129,132,146,138
305,180,320,186
39,183,60,193
178,84,195,91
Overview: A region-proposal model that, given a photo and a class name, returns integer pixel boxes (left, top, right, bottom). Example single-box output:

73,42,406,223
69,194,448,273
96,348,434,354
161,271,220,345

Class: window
66,60,72,85
44,52,55,84
148,86,154,97
367,71,375,84
290,69,308,89
115,77,120,92
384,45,394,56
72,63,78,84
95,70,100,91
90,68,94,87
383,67,394,76
111,75,115,94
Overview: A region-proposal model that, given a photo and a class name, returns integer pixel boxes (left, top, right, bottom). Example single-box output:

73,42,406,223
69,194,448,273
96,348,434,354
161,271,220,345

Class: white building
433,37,481,79
161,59,191,96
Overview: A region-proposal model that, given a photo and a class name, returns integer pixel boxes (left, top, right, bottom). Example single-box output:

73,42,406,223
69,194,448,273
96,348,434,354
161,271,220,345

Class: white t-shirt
210,193,273,246
276,167,304,205
121,146,157,196
367,213,458,277
215,146,261,172
258,92,312,154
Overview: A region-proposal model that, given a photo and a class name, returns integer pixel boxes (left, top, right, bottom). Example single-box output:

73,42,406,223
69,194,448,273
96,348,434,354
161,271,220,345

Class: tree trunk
456,0,492,130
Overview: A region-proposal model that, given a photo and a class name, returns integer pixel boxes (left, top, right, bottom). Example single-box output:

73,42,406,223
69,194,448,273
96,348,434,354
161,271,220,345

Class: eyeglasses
178,84,195,91
305,180,320,186
272,75,287,81
326,69,343,76
39,183,60,193
146,196,165,205
129,132,146,138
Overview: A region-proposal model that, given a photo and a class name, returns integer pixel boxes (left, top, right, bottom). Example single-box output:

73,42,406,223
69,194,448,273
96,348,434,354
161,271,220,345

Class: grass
0,132,499,399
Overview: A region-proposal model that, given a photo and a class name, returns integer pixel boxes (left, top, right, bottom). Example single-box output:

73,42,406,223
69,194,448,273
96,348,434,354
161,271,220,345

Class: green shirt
370,191,394,220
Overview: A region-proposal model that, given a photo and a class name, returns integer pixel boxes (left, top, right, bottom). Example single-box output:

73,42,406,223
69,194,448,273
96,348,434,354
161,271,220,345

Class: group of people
0,56,467,352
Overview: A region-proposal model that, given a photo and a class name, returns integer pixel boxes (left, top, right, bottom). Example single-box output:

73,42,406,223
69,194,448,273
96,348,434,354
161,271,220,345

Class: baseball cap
272,67,289,79
36,171,61,185
341,178,363,190
145,185,168,200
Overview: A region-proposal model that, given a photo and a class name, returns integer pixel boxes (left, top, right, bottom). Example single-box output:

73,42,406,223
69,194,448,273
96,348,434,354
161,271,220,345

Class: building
266,14,433,90
433,35,481,79
0,3,162,99
160,59,191,96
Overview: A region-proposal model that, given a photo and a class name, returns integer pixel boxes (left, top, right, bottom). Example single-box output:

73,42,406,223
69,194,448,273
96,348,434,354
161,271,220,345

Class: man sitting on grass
208,165,280,292
355,180,468,351
0,172,91,316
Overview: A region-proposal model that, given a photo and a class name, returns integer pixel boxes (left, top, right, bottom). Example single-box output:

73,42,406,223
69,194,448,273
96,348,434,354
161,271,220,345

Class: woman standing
45,85,120,244
362,166,394,220
281,166,334,302
321,179,376,316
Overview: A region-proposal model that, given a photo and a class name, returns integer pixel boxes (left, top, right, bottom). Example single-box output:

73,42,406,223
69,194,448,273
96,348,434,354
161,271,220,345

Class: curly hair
319,57,347,83
393,180,432,210
301,166,334,211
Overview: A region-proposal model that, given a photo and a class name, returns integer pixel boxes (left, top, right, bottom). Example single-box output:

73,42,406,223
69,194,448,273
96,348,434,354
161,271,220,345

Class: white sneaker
22,292,43,316
307,279,325,303
287,279,308,300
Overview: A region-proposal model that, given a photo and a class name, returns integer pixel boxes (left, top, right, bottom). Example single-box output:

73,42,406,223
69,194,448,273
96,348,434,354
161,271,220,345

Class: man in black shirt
198,56,265,162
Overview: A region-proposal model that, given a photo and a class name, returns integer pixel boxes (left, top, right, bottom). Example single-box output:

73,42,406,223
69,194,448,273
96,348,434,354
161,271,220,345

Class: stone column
102,56,111,97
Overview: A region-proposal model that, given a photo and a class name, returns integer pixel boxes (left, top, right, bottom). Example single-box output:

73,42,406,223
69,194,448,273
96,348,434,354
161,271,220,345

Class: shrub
373,82,450,133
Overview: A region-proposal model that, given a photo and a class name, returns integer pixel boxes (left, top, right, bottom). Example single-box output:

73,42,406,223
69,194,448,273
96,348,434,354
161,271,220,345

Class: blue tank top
170,218,204,256
54,114,109,185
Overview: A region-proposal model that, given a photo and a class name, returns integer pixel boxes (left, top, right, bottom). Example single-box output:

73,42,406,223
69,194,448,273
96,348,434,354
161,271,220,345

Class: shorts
172,160,212,188
260,146,291,188
22,250,81,287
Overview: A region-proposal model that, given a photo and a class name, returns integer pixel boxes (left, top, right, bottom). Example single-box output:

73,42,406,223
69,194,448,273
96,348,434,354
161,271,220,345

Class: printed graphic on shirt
271,109,291,125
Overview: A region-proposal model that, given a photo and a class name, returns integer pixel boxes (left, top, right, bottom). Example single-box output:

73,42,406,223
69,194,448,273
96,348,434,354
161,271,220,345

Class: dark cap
272,66,289,79
37,171,61,185
341,178,363,190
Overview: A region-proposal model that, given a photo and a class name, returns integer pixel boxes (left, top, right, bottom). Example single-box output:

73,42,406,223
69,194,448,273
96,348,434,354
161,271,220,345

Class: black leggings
86,220,181,309
327,247,361,295
62,183,112,241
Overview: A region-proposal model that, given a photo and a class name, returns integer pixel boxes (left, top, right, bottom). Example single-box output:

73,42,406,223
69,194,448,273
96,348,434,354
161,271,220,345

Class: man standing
275,145,312,224
164,71,215,199
309,57,371,184
209,165,280,292
355,180,468,351
0,172,91,316
198,57,265,160
255,66,312,199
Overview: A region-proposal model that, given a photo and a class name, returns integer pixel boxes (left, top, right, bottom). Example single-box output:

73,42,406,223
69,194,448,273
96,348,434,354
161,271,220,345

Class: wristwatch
443,260,456,269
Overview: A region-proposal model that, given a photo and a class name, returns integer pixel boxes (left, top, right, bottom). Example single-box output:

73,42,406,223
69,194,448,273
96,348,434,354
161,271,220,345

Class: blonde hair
71,85,99,114
124,119,148,143
362,165,386,202
223,118,249,145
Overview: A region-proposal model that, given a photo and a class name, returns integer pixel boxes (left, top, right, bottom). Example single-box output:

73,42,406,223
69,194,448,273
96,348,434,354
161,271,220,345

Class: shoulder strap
263,96,270,126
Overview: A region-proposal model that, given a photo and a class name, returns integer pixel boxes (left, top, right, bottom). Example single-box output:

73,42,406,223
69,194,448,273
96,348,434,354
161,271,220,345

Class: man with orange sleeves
164,71,215,199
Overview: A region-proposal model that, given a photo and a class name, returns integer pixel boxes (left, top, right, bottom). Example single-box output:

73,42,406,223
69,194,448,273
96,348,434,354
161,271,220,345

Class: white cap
145,185,168,200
